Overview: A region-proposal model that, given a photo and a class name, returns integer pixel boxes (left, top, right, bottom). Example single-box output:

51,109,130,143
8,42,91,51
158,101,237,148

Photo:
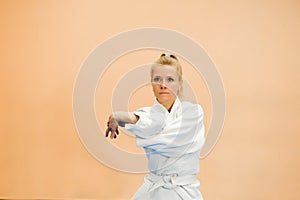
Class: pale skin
105,64,182,139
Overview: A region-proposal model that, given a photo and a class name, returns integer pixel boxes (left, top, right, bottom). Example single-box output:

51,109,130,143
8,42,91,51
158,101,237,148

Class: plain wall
0,0,299,199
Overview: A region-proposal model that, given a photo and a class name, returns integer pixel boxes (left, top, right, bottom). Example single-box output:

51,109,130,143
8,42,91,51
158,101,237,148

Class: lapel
153,97,182,122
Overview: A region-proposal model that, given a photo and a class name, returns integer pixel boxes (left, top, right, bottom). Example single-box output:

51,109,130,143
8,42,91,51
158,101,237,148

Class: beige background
1,0,299,199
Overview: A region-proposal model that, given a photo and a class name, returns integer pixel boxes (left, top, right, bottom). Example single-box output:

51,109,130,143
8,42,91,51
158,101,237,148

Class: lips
159,92,169,94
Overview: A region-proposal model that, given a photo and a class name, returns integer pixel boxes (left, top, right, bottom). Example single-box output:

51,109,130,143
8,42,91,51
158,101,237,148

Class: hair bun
160,52,178,60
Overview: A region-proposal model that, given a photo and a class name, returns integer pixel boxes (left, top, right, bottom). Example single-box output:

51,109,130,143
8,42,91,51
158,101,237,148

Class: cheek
169,82,180,91
152,84,159,92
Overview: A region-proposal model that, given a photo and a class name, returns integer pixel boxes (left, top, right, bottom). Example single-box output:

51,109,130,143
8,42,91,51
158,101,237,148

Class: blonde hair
151,53,183,98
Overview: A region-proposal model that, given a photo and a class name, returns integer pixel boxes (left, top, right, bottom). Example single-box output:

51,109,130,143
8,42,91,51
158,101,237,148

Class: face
151,64,182,105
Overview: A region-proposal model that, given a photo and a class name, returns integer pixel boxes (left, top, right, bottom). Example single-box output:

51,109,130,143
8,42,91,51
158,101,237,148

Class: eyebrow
152,75,177,80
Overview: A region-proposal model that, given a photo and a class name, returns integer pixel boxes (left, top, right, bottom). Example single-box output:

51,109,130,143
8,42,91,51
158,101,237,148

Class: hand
105,114,119,139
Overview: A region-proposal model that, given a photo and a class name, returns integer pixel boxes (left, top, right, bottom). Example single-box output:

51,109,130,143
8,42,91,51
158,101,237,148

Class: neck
158,98,176,112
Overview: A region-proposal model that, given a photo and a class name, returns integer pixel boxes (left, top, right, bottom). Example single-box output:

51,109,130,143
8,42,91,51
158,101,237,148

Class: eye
153,77,161,82
167,77,174,82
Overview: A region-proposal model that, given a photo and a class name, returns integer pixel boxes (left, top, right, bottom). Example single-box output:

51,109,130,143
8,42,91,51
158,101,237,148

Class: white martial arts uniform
125,97,205,200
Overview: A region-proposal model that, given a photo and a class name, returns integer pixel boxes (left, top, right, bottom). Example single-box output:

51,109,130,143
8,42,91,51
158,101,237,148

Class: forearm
112,111,139,124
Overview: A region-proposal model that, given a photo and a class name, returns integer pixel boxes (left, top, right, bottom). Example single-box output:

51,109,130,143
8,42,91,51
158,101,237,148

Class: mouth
159,92,169,94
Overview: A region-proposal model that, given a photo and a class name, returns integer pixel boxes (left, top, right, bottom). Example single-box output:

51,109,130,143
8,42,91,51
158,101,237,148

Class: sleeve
124,104,167,138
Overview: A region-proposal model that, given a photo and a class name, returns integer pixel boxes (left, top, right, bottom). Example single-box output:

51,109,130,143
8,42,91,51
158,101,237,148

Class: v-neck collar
153,96,181,116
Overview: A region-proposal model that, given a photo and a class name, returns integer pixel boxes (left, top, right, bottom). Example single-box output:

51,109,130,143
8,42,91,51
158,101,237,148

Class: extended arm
112,111,139,125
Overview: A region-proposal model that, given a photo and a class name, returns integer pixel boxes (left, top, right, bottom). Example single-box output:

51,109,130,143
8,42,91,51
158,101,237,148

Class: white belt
146,172,198,199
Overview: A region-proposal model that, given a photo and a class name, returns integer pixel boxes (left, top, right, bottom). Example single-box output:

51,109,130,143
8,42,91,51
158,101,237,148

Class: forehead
152,65,179,76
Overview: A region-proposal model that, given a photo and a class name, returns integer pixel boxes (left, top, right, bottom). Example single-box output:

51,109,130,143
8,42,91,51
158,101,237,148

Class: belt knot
161,173,178,189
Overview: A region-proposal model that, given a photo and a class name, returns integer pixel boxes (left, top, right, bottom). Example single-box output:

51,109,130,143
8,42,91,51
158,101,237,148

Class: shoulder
181,101,204,115
134,103,167,117
133,106,152,117
135,106,152,112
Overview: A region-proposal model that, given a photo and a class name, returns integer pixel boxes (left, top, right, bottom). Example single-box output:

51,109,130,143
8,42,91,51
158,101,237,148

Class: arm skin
105,112,139,139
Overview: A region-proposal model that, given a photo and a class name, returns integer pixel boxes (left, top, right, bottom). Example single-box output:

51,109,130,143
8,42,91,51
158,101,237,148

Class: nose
160,79,167,88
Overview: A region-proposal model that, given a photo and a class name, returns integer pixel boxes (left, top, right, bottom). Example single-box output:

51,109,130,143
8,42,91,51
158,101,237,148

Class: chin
157,98,169,103
157,95,173,103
